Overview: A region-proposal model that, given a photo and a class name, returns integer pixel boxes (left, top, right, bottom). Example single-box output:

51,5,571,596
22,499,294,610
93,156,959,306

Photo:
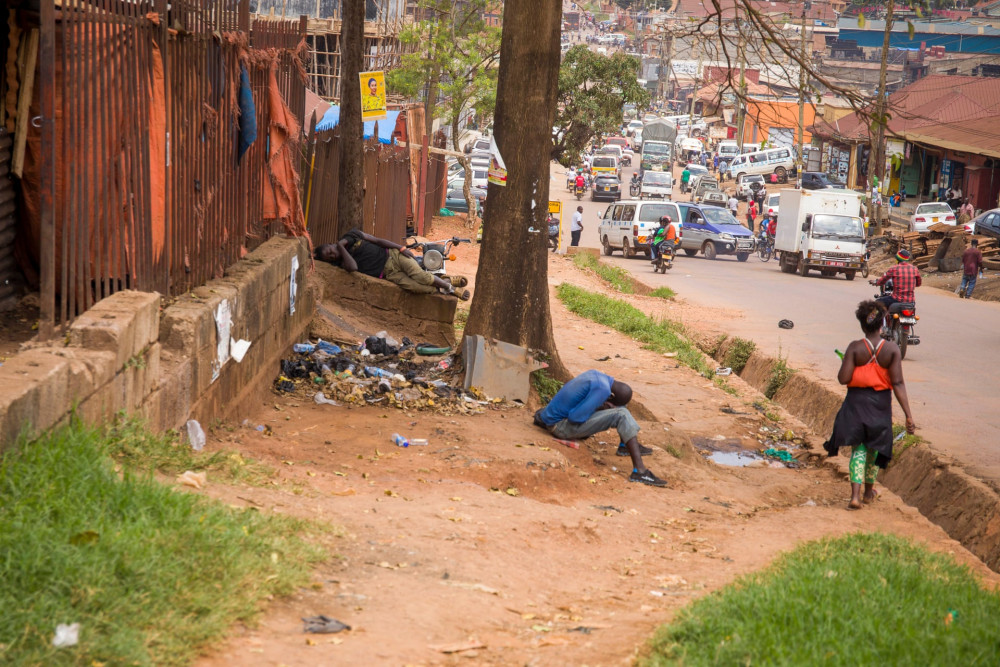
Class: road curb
603,256,1000,573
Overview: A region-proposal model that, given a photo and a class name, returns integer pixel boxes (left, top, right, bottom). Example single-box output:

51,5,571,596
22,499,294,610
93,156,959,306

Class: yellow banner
548,201,562,214
360,71,387,121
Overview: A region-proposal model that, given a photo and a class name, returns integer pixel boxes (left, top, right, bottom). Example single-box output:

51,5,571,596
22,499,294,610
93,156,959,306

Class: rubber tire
845,270,857,281
603,236,614,256
983,258,1000,271
895,325,908,360
775,167,786,180
797,259,809,276
759,245,772,262
703,242,717,260
861,263,869,278
736,252,750,262
780,254,795,273
623,237,635,258
683,248,697,257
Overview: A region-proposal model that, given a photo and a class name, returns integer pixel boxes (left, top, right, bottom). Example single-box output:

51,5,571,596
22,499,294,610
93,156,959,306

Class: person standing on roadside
825,300,916,510
746,198,757,232
960,238,984,299
728,193,739,218
958,197,975,226
680,165,691,194
571,205,584,247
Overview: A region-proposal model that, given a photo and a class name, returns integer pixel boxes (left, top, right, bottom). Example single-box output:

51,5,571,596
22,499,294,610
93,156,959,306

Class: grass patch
557,283,713,378
642,532,1000,666
764,355,794,399
0,420,326,666
723,337,757,374
572,252,636,294
108,419,274,485
454,308,469,331
892,423,924,455
531,369,564,404
648,286,675,300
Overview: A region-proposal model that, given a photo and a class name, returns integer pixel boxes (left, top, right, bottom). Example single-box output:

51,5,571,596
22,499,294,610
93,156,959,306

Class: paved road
552,162,1000,493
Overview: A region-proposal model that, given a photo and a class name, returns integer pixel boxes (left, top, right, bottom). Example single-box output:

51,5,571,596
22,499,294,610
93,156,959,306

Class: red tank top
847,338,892,392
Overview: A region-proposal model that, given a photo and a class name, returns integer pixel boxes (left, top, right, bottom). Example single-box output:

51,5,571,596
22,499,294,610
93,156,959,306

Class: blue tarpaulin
315,105,400,144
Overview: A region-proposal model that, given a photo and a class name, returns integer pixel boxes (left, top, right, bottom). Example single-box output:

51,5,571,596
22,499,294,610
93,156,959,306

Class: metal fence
303,127,412,246
36,0,306,338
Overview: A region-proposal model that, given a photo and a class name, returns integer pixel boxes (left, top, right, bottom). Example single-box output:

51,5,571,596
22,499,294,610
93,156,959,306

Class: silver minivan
597,200,684,258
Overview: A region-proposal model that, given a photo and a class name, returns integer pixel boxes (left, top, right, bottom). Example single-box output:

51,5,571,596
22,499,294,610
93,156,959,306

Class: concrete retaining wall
0,236,313,446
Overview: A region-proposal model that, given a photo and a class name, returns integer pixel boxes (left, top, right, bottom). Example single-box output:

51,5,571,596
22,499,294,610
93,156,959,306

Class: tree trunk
336,0,365,239
464,0,567,378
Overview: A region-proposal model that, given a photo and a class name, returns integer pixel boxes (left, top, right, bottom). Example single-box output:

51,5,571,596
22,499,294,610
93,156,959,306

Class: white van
591,154,620,178
598,200,684,257
717,140,740,162
729,146,796,182
640,171,673,199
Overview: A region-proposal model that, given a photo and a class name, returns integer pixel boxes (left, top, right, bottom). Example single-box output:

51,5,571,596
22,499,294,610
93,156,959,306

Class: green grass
649,286,676,300
557,283,713,377
764,355,794,399
724,337,757,374
0,420,327,666
454,307,469,331
572,252,636,294
641,532,1000,666
892,423,924,455
532,369,564,404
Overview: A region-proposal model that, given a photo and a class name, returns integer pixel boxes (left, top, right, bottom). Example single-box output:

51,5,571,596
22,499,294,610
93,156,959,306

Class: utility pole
796,1,809,181
688,30,703,126
871,1,895,234
734,22,747,149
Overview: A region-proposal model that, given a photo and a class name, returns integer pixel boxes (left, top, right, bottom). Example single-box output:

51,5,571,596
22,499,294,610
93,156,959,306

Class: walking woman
824,300,916,510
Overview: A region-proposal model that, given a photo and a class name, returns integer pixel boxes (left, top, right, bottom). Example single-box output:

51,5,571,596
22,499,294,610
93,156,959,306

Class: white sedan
910,202,956,232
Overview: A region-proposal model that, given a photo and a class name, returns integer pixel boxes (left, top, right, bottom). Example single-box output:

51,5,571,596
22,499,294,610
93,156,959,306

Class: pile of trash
273,332,506,414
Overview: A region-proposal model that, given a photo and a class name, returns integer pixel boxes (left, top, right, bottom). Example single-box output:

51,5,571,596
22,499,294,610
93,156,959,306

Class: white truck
774,188,866,280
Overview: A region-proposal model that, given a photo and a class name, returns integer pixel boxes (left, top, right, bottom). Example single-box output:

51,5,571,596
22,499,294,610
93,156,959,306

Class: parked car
972,208,1000,242
640,171,673,199
591,175,622,201
800,172,834,190
736,173,765,201
676,204,756,261
764,192,781,220
684,163,709,192
693,176,720,203
445,187,487,214
910,202,956,232
701,190,728,207
464,137,490,154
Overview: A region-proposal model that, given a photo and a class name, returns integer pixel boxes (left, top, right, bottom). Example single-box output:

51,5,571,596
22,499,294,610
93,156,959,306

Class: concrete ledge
313,262,457,346
69,291,160,369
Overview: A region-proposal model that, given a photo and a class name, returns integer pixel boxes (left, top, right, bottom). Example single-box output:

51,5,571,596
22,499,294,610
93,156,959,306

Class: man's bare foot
847,499,863,510
863,488,880,504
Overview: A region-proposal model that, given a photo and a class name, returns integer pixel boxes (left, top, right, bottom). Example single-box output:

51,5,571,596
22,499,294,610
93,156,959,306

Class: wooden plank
12,28,39,179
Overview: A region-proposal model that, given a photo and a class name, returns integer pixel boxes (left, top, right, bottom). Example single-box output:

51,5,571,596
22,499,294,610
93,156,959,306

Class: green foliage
553,46,651,165
0,420,326,666
557,283,713,377
724,337,757,374
649,286,676,299
532,369,564,404
642,532,1000,666
572,252,635,294
765,355,794,399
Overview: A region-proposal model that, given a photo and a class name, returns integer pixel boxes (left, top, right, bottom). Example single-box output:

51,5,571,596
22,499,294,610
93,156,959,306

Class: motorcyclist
871,249,921,312
649,215,678,264
567,165,577,189
575,172,586,192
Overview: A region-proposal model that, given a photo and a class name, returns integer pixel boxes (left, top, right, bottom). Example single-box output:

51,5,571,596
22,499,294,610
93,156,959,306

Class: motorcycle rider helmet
659,215,671,226
896,249,912,263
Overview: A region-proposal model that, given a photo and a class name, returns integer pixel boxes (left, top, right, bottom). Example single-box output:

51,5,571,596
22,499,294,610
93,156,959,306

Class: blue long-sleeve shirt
536,370,614,426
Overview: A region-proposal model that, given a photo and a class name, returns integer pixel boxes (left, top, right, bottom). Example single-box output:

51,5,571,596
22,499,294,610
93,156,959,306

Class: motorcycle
406,236,470,278
757,230,774,262
548,219,560,251
861,241,872,278
871,279,919,359
649,238,674,273
629,179,641,197
575,184,586,200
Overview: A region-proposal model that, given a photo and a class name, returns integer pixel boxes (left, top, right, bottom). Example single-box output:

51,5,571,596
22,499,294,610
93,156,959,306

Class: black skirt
823,387,894,468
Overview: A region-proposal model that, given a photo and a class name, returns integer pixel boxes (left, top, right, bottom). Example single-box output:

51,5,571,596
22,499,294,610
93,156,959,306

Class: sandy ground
193,217,998,667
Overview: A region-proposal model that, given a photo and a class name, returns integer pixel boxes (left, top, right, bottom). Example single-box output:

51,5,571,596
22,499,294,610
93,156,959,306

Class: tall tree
464,0,566,376
336,0,365,238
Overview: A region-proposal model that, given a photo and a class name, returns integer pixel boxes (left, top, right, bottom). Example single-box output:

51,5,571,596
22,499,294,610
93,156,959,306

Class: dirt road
194,219,997,666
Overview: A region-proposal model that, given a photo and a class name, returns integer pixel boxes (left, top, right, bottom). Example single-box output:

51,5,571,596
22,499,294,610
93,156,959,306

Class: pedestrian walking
824,300,916,510
571,205,584,246
959,238,984,299
713,154,719,173
746,198,757,232
719,160,729,182
958,197,975,226
728,193,739,218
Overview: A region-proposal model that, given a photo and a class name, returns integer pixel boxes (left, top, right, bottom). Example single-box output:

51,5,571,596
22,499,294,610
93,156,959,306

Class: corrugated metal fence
36,0,306,338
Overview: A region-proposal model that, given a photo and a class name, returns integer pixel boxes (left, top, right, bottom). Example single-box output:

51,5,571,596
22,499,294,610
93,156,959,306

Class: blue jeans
550,407,641,443
960,273,978,298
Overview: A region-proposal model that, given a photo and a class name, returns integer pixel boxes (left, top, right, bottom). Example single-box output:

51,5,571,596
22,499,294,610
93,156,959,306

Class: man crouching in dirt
533,370,667,487
315,229,470,300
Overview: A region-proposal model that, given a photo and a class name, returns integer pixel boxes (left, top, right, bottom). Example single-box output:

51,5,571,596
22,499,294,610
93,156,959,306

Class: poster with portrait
360,71,387,122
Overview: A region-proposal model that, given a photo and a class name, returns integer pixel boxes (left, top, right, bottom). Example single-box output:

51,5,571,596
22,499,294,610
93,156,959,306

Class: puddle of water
707,450,765,467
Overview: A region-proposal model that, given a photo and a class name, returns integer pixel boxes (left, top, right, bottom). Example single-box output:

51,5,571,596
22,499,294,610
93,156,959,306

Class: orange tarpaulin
261,60,307,240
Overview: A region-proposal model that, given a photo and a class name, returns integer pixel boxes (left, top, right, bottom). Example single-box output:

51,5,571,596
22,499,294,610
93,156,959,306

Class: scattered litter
552,438,580,450
778,319,794,329
429,639,485,654
391,433,409,448
595,355,611,361
569,626,595,634
230,337,251,363
763,448,796,463
715,367,732,376
185,419,206,451
314,392,338,406
176,470,207,489
444,580,500,595
52,623,80,648
663,352,678,358
801,499,817,507
302,615,351,634
592,505,622,513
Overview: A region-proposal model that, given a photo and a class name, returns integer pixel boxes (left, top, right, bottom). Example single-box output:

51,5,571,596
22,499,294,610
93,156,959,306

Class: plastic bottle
391,433,409,447
293,343,315,353
316,340,341,354
365,366,394,379
410,438,429,446
185,419,206,451
835,349,844,360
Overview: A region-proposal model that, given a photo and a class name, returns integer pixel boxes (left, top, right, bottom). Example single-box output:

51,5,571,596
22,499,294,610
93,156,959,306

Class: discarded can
391,433,409,447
